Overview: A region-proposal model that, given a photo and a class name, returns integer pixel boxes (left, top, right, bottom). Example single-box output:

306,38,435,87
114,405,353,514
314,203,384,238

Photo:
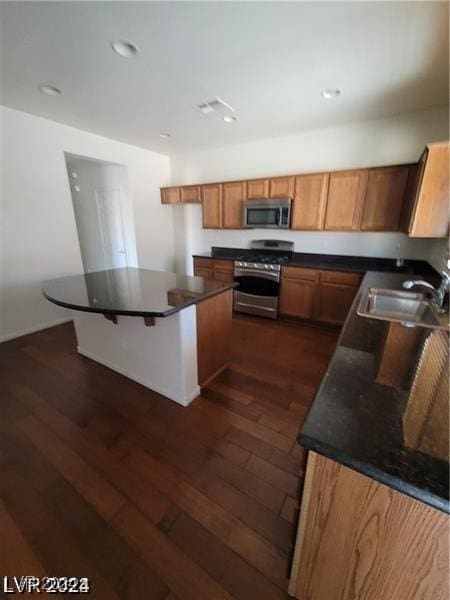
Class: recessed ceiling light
223,115,237,123
111,40,139,58
39,84,62,96
159,132,171,139
321,89,341,100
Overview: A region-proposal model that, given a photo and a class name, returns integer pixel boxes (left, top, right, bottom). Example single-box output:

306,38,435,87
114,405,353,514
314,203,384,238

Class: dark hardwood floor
0,314,338,599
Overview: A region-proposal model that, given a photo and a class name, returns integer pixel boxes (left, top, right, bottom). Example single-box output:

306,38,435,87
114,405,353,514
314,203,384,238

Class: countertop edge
299,434,450,515
42,282,237,319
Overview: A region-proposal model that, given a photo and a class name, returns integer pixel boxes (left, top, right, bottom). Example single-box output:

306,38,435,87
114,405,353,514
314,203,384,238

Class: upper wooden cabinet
180,185,201,203
201,184,222,229
360,166,409,231
324,170,369,231
269,176,295,198
222,181,247,229
292,173,329,230
162,141,448,236
247,178,269,199
160,187,180,204
406,142,449,238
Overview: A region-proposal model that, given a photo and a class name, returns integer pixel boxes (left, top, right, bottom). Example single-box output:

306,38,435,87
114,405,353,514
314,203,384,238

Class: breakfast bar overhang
43,267,236,406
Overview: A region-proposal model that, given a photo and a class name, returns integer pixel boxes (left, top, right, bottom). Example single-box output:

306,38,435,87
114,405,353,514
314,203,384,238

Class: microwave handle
278,207,283,226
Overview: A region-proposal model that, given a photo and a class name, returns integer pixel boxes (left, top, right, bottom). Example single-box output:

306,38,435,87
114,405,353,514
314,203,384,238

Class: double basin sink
358,288,448,330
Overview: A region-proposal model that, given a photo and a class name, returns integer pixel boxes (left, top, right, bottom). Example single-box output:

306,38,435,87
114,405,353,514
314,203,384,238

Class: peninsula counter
43,267,236,406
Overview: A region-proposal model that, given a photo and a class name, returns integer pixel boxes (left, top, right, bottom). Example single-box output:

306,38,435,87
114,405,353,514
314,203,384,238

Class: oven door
233,268,279,318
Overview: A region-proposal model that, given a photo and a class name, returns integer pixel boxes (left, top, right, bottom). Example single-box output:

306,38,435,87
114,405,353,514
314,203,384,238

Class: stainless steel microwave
243,198,291,229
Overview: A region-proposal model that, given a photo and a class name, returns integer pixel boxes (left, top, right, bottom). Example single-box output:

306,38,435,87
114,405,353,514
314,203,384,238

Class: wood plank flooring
0,314,338,599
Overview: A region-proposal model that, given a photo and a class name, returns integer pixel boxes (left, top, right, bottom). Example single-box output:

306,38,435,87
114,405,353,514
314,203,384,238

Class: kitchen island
43,267,236,406
289,271,449,600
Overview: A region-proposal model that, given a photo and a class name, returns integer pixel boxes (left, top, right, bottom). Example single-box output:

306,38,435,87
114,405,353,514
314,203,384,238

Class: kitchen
0,2,449,599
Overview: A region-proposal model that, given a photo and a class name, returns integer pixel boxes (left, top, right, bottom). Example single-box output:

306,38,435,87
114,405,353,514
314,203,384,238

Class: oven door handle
234,269,280,280
234,301,276,313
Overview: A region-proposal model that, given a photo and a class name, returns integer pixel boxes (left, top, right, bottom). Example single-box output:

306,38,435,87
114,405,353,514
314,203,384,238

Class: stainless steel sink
357,288,447,329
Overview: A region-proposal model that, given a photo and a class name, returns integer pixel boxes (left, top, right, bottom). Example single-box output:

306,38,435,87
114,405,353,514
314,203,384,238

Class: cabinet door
180,185,201,204
247,178,269,199
292,173,329,230
409,142,450,238
269,176,295,198
194,266,213,279
201,184,222,228
160,187,180,204
324,170,368,230
361,166,409,231
314,282,358,325
279,277,316,319
212,259,234,283
222,181,247,229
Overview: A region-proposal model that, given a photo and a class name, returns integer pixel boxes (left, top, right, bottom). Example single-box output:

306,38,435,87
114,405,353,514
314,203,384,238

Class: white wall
170,106,449,274
0,106,172,341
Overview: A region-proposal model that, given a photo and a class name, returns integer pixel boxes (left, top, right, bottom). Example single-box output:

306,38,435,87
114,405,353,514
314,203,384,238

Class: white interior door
95,189,128,269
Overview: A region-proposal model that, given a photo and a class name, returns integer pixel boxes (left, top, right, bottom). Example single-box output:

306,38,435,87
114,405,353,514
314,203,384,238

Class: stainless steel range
233,240,294,319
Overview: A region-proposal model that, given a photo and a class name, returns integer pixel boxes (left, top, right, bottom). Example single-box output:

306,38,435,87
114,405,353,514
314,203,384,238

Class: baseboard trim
0,317,73,343
77,346,200,407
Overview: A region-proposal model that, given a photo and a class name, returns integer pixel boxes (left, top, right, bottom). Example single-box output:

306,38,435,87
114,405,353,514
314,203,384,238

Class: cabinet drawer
320,270,361,286
282,266,320,281
194,257,213,268
213,260,233,271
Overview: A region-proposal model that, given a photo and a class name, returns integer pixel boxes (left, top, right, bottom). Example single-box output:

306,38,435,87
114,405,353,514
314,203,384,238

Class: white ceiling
1,2,448,155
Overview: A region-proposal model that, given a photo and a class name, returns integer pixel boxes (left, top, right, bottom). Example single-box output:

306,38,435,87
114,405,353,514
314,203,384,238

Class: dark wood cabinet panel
201,184,222,228
314,281,359,325
279,277,316,319
292,173,329,230
193,266,213,279
324,170,368,231
222,181,247,229
361,166,409,231
197,290,233,386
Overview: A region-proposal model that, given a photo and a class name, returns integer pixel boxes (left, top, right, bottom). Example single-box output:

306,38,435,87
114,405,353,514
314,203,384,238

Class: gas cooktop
235,253,291,265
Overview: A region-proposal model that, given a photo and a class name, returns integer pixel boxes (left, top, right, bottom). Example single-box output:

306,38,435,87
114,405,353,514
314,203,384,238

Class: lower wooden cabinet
193,257,234,283
314,281,359,325
279,266,361,325
289,452,449,600
279,278,316,319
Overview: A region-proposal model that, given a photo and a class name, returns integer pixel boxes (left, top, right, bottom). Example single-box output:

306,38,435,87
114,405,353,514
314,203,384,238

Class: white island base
73,306,201,406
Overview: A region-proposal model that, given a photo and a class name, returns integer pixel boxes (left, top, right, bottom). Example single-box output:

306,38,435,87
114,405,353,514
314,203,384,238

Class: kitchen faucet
403,271,450,312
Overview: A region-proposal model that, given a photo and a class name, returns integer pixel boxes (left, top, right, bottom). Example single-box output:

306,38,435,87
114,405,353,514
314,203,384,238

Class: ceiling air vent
195,97,235,118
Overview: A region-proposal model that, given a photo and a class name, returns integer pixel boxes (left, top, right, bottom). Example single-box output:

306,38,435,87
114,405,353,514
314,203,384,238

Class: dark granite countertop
193,247,438,279
299,271,449,513
43,267,236,318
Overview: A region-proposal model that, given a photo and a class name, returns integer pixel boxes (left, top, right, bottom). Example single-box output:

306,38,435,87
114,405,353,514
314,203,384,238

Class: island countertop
43,267,237,318
299,271,449,514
